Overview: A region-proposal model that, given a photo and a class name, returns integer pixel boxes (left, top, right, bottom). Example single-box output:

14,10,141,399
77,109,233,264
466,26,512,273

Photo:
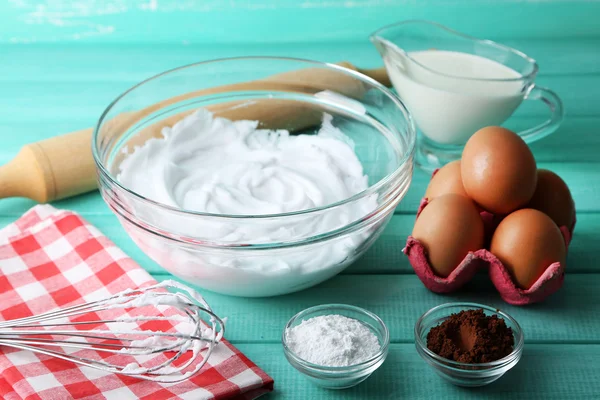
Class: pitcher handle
519,84,564,143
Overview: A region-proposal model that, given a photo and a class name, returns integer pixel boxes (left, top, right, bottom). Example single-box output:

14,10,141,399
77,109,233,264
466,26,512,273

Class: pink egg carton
403,170,576,306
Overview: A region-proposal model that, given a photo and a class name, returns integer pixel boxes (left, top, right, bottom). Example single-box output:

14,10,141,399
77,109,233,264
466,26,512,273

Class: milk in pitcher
384,49,525,145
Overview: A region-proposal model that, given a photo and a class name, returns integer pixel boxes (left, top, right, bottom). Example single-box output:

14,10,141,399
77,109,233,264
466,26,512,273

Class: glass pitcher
371,20,563,170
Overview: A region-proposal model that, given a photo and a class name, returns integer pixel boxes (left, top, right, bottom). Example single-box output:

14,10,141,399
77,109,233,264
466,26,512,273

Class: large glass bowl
92,57,415,297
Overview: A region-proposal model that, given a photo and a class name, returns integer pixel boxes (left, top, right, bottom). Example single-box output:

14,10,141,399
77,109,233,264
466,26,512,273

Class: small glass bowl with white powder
282,304,389,389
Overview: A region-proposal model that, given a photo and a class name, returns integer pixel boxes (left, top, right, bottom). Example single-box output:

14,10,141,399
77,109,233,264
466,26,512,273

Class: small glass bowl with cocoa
415,302,524,387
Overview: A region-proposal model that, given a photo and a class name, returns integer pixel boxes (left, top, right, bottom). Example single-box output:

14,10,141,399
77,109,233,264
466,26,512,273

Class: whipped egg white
118,109,373,242
116,109,378,295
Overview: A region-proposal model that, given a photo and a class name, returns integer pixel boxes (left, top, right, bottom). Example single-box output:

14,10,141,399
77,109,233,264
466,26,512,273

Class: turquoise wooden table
2,1,600,398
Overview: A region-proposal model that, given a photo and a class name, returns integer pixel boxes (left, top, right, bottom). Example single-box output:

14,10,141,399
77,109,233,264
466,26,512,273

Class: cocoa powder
426,309,514,363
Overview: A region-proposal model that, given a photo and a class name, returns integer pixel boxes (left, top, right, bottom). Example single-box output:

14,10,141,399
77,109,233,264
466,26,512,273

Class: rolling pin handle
334,62,391,87
0,129,96,203
0,64,391,204
0,147,49,202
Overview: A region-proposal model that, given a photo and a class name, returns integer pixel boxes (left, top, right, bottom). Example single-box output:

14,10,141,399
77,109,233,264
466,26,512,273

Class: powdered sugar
285,314,381,367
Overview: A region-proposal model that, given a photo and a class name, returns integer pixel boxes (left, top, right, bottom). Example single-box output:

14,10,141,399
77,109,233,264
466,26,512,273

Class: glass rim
106,186,401,249
92,55,416,220
370,19,539,83
414,302,525,369
282,303,390,372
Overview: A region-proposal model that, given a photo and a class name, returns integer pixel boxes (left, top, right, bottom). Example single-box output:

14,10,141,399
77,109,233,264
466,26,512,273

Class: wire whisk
0,280,225,382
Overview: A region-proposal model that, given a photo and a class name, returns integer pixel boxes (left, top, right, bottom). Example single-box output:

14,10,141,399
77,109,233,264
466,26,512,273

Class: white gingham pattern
0,205,273,400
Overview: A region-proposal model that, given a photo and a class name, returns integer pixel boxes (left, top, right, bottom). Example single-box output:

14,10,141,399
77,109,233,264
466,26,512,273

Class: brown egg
424,160,468,200
527,169,575,228
490,209,566,289
412,194,484,278
461,127,537,214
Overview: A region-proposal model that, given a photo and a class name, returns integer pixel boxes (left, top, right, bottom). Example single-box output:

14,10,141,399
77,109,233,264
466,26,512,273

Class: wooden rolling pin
1,62,390,203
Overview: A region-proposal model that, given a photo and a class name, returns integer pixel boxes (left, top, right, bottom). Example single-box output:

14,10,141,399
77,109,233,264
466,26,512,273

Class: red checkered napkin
0,205,273,400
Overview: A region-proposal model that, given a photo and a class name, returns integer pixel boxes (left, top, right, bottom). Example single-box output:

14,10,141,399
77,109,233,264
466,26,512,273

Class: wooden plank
1,39,599,82
3,116,600,164
238,343,600,399
347,213,598,274
1,1,599,44
503,37,600,76
401,162,600,214
150,273,600,344
1,210,595,274
0,73,597,127
1,160,598,215
524,117,600,163
0,43,389,82
0,161,595,217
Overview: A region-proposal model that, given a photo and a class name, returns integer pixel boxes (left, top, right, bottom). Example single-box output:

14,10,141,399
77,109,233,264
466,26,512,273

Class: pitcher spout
369,32,390,59
370,20,436,60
